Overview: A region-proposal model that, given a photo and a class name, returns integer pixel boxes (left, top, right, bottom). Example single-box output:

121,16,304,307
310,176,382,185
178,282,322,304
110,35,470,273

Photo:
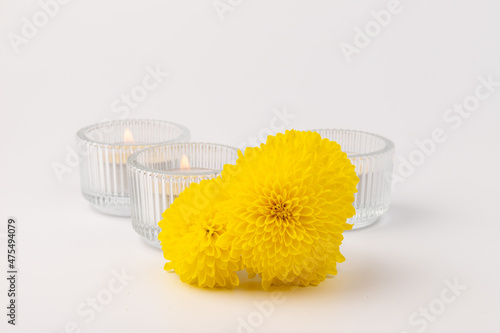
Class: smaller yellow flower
158,178,240,288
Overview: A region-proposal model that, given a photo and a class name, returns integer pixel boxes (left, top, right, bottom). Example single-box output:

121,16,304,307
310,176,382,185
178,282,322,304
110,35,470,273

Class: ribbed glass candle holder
128,142,238,247
314,129,395,229
76,120,190,216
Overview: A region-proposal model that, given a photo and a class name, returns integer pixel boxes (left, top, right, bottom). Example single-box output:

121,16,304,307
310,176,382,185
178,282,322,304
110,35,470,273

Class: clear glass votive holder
76,119,190,216
127,142,238,247
314,129,395,229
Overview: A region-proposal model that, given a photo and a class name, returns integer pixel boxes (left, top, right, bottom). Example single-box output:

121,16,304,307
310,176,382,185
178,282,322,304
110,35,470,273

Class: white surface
1,0,500,332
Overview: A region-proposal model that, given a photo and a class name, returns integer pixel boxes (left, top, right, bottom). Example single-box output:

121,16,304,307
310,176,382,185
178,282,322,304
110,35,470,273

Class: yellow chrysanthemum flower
158,178,240,288
217,130,358,289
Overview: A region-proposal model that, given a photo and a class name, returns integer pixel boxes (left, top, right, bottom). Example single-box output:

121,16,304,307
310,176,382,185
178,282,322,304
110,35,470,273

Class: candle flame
123,128,134,143
180,154,190,170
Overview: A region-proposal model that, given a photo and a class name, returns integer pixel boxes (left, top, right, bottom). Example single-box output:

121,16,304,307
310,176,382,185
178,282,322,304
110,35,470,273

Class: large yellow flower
217,130,358,289
158,178,240,288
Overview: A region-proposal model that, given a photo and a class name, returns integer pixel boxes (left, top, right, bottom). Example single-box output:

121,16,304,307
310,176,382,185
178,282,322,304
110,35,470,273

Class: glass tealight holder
127,142,238,247
76,120,190,216
314,129,395,229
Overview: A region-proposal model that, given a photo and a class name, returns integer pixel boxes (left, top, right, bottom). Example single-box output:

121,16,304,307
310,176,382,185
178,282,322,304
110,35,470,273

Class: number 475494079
7,220,16,270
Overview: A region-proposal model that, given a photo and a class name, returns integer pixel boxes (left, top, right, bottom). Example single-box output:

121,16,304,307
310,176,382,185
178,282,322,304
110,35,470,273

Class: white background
1,0,500,332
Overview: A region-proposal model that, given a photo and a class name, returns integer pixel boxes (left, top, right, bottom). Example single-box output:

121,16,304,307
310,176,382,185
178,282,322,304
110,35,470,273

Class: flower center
271,202,291,221
205,226,216,237
192,217,221,239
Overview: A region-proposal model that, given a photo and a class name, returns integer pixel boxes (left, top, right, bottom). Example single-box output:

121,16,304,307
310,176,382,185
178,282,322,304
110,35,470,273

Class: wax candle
128,143,238,247
77,120,190,216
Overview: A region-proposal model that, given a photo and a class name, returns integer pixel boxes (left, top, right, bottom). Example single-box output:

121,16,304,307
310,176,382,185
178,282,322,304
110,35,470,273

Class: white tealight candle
77,120,191,216
128,143,238,247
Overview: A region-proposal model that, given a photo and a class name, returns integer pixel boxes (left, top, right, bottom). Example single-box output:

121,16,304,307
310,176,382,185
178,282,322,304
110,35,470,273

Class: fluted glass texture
76,120,190,216
128,143,238,247
314,129,395,229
